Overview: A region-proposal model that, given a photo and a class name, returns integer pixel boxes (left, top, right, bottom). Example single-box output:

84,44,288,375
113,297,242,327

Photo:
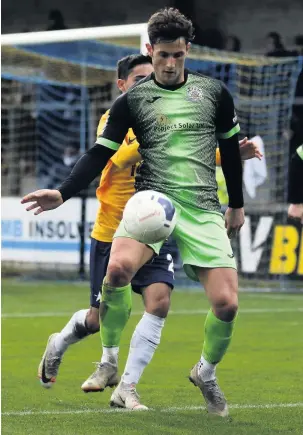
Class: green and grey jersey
96,69,240,212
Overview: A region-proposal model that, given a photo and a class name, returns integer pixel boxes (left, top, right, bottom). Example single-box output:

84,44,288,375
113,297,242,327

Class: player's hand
239,137,263,161
287,204,303,224
21,189,63,215
225,207,245,238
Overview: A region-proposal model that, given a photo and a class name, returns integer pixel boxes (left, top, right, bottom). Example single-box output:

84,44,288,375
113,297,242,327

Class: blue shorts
89,237,175,308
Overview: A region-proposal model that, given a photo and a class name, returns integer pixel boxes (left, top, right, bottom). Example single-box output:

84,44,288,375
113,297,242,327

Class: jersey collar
152,69,188,91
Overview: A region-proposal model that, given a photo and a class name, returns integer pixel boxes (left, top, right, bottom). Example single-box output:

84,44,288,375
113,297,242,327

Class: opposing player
21,9,261,413
31,55,175,408
287,144,303,223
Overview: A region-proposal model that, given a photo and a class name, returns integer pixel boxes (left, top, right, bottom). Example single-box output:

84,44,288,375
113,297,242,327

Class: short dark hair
117,54,152,80
148,7,194,46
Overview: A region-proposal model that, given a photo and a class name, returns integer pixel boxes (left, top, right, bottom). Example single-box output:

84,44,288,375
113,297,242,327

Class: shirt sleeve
96,110,110,139
216,84,240,139
96,93,131,151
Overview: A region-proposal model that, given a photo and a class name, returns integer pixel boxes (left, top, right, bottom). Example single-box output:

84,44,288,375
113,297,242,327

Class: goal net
1,26,302,288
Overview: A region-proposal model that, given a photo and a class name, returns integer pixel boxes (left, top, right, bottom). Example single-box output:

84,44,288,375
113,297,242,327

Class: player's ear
117,79,126,92
186,42,191,54
146,43,153,56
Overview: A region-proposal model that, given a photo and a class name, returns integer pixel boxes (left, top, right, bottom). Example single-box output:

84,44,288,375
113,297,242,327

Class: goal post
1,23,149,53
1,25,302,287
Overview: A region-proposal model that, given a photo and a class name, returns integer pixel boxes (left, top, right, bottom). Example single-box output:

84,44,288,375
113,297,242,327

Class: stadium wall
2,198,302,280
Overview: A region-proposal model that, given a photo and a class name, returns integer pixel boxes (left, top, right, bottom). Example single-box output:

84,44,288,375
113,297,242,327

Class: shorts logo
186,86,204,102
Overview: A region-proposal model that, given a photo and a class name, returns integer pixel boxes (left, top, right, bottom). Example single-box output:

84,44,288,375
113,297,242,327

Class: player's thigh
173,203,236,282
196,267,238,310
110,219,164,272
89,238,111,308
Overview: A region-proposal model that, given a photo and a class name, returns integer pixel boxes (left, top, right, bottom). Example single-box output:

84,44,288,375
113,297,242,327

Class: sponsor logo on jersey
156,114,171,125
155,114,204,132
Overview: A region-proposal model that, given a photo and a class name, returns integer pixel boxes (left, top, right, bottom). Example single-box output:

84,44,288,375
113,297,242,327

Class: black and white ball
123,190,177,244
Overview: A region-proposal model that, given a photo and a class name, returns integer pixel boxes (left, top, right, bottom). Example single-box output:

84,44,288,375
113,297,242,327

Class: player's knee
145,287,171,318
213,286,238,322
106,258,134,287
219,303,238,322
85,309,100,333
213,293,238,322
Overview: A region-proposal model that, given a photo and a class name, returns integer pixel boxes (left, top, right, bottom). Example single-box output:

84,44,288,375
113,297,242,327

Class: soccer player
22,56,259,412
96,9,243,416
21,9,260,414
31,55,175,407
92,8,243,416
287,144,303,223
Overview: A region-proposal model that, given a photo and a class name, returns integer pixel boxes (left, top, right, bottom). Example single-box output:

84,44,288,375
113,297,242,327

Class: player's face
118,63,154,92
146,38,189,86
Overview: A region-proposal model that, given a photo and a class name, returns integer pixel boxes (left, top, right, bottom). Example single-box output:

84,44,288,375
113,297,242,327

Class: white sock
101,347,119,366
198,356,216,382
54,309,90,354
122,312,165,385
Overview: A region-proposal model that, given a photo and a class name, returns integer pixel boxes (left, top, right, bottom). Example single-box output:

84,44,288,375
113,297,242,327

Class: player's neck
153,70,188,90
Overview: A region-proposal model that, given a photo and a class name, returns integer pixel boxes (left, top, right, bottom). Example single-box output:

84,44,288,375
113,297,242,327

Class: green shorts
114,200,236,282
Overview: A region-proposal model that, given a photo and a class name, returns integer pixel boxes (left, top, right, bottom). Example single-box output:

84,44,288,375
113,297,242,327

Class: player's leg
82,230,161,392
38,238,106,388
81,300,121,393
189,267,237,416
80,238,125,392
99,220,162,353
53,241,105,356
198,267,238,366
38,307,101,388
110,283,171,410
173,202,236,416
110,244,174,410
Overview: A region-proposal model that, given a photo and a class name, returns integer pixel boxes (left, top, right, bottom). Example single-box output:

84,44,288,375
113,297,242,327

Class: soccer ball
123,190,177,244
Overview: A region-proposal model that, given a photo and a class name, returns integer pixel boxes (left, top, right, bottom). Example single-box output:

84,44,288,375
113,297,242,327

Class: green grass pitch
2,279,303,434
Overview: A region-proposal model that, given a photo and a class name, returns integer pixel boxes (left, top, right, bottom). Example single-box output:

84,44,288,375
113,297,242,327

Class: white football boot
110,382,148,410
38,333,62,388
189,363,229,417
81,362,120,392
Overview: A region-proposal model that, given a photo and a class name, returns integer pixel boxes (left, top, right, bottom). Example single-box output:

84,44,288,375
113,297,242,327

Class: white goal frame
1,23,149,53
